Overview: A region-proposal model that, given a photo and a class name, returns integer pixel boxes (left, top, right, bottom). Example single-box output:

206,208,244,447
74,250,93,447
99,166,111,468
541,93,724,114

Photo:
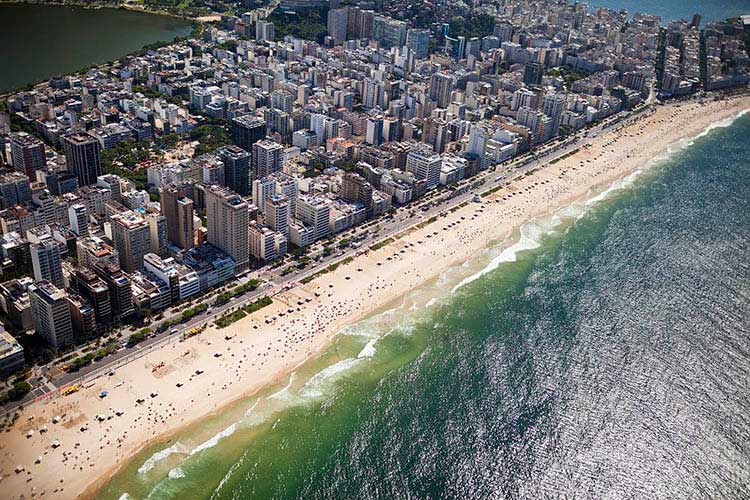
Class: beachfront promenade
0,99,658,418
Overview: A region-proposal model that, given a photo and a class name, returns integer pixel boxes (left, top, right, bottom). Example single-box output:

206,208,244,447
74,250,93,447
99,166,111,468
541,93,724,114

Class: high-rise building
264,194,290,238
10,132,46,180
516,106,553,145
30,236,64,288
249,222,287,262
97,174,123,202
0,171,32,208
230,116,267,152
200,157,225,186
406,145,442,189
271,90,295,114
363,78,384,110
523,62,545,86
296,195,331,241
328,8,349,44
252,176,276,212
541,93,567,136
252,140,284,179
71,269,112,330
255,20,275,42
406,29,430,58
29,281,74,349
111,211,151,271
217,145,252,196
429,73,455,108
372,15,407,48
77,236,119,271
467,124,492,158
62,132,102,186
341,172,374,215
94,262,134,319
68,203,89,237
146,212,168,257
205,185,250,272
511,88,540,111
383,117,400,142
67,294,96,341
160,183,195,251
366,116,384,146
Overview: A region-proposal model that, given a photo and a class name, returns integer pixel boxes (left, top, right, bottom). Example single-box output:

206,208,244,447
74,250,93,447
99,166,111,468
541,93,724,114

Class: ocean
99,110,750,499
587,0,750,24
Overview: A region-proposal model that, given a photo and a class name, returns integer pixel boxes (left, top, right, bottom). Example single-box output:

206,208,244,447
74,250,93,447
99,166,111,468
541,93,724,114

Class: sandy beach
1,95,748,500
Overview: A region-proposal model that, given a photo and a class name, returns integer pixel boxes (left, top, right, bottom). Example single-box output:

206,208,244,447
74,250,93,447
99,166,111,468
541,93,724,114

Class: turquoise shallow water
99,112,750,499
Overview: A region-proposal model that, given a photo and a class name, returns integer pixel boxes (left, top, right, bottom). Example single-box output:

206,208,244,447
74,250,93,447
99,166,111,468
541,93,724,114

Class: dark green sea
98,111,750,499
0,4,191,93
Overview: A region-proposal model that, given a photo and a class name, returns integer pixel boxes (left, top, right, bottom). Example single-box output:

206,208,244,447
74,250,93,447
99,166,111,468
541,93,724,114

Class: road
0,104,653,416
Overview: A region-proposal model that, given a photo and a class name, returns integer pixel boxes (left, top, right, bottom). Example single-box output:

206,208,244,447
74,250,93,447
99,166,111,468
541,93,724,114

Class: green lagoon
0,3,192,93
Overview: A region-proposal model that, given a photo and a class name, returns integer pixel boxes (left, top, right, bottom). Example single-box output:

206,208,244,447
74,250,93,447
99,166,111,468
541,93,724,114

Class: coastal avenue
0,99,655,416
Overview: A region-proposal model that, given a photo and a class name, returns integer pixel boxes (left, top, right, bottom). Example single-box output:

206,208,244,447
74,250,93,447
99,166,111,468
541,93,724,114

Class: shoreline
1,96,749,500
0,2,197,97
0,0,202,21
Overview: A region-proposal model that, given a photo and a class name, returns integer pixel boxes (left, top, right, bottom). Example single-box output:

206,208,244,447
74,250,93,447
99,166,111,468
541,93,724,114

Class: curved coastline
90,96,750,499
0,95,748,500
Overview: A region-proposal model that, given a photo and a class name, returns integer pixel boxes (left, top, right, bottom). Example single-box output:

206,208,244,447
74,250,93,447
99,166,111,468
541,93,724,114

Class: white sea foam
243,400,259,417
300,358,361,398
210,451,248,500
451,218,554,293
267,372,296,400
168,467,185,480
190,423,237,456
357,339,378,358
137,442,189,475
694,108,749,140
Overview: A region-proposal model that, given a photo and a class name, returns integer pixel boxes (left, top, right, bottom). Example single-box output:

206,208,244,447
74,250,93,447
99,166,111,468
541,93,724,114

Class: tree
190,124,230,156
8,381,31,401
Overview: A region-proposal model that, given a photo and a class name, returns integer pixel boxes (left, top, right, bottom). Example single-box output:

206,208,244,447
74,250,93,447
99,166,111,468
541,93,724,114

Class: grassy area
548,148,580,164
215,296,273,329
67,342,120,371
215,309,246,329
157,303,209,332
300,256,354,284
213,279,260,305
370,238,394,251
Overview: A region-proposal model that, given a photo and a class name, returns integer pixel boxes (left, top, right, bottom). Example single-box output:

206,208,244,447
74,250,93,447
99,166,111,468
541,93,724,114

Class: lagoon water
99,111,750,499
0,4,191,93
